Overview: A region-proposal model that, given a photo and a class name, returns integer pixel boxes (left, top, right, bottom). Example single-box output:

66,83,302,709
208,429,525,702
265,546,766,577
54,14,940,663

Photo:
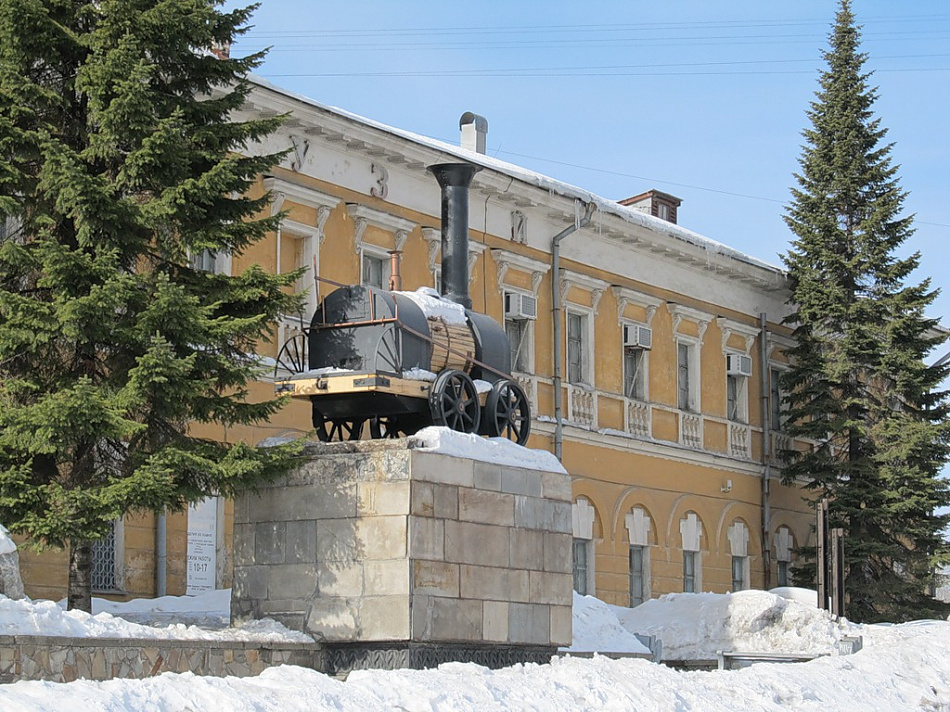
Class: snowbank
611,590,856,661
561,592,650,654
409,426,566,473
0,594,311,643
2,587,950,709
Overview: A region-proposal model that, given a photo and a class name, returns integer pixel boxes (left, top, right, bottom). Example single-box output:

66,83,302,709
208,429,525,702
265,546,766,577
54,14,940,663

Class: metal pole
817,499,828,611
831,527,845,618
551,200,595,461
759,313,772,589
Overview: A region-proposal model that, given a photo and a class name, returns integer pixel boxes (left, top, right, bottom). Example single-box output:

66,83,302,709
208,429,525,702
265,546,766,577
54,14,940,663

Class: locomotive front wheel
429,370,481,435
313,408,365,442
486,379,531,446
275,330,309,378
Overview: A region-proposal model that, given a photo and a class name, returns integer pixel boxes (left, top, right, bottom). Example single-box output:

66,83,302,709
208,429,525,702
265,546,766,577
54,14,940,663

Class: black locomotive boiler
275,163,531,446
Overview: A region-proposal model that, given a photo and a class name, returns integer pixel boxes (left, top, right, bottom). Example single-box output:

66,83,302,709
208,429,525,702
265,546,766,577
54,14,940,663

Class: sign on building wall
186,497,218,594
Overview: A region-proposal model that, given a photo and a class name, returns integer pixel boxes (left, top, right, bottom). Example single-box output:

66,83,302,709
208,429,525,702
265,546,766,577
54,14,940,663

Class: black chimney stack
427,162,482,309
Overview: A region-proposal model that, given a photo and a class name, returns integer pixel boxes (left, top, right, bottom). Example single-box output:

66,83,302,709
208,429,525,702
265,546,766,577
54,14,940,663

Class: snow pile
409,426,566,473
402,367,437,381
2,587,950,709
91,588,232,627
395,287,468,325
0,523,15,556
3,624,950,711
0,594,311,642
612,590,855,661
562,592,651,654
0,523,24,600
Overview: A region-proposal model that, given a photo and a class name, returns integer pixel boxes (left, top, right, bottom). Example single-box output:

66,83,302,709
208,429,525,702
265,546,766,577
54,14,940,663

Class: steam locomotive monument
232,163,573,675
274,163,531,446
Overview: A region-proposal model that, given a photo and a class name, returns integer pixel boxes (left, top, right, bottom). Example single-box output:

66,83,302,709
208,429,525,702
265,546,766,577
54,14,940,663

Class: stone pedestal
231,439,573,673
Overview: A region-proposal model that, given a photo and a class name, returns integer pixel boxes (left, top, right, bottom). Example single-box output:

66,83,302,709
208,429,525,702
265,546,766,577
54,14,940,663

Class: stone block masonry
0,636,321,683
231,439,573,672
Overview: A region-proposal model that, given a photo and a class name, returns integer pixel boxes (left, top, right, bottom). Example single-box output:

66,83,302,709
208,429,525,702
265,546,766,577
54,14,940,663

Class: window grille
91,523,118,592
683,550,696,593
732,555,746,591
572,538,589,595
630,545,645,606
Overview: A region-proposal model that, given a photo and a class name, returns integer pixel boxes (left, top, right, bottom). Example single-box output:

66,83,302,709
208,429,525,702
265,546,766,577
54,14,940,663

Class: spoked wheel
429,369,481,434
313,406,365,442
275,330,309,377
486,379,531,446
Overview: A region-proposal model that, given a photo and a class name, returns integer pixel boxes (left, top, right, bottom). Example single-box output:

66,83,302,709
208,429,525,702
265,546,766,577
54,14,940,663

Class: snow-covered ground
1,586,949,710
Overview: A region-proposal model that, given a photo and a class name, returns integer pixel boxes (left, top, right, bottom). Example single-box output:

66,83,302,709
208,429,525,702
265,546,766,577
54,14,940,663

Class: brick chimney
620,189,682,224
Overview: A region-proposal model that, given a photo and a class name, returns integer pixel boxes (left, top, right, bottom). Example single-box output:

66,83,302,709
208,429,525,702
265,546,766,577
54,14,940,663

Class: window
727,374,748,423
777,560,789,587
191,249,218,274
732,555,747,591
630,545,646,606
361,252,388,289
677,342,693,411
683,551,696,593
680,511,702,593
573,538,590,595
624,347,645,400
770,367,784,431
506,318,530,373
567,312,587,385
774,526,794,588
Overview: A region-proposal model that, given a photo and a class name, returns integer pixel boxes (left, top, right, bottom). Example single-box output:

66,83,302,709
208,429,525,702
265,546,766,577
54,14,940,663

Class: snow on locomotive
274,163,531,445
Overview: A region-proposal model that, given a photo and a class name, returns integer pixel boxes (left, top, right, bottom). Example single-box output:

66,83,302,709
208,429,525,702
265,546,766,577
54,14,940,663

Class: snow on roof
248,75,784,277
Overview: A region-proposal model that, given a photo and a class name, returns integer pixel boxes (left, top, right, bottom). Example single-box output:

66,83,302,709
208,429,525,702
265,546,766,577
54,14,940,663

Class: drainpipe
552,200,596,461
156,508,167,597
759,312,772,589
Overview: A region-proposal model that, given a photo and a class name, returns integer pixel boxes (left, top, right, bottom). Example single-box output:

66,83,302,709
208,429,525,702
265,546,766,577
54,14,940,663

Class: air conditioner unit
623,324,653,350
504,293,538,320
726,354,753,377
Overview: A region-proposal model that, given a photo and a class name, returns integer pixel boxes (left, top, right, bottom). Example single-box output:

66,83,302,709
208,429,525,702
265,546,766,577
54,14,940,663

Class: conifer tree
0,1,300,610
782,0,950,622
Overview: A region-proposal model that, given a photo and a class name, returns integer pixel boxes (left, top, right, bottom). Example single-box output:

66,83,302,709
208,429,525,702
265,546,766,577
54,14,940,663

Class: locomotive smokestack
427,162,482,309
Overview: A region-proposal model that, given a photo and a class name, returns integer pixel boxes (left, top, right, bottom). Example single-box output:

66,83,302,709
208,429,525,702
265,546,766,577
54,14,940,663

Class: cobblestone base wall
0,636,323,684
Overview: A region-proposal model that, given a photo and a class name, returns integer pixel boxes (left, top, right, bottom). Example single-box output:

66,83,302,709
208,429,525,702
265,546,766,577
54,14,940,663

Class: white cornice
669,303,712,344
262,177,341,214
611,285,663,326
424,229,489,277
560,269,609,315
491,248,551,293
346,203,416,253
716,317,760,355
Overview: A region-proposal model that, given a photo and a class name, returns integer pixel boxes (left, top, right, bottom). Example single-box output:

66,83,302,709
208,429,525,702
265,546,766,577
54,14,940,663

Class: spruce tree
782,0,950,622
0,1,300,610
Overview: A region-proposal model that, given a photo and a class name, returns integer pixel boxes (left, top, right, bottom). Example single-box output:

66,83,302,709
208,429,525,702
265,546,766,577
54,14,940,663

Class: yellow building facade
18,78,812,608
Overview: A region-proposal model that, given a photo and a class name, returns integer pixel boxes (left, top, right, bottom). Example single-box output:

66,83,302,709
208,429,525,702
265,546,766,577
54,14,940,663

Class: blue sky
230,1,950,358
